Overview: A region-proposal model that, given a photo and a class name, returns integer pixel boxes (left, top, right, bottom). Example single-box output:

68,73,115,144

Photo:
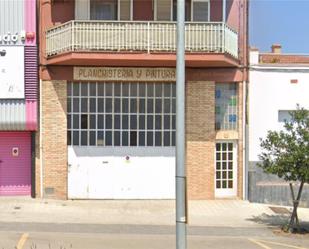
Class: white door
68,147,117,199
68,147,91,199
215,141,237,198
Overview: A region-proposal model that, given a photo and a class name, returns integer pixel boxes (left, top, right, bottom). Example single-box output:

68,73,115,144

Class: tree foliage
258,106,309,183
258,105,309,232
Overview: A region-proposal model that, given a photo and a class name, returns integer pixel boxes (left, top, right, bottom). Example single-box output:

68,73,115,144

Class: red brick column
36,80,67,199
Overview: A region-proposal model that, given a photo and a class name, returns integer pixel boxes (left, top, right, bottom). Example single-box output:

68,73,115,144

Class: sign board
74,67,176,82
0,46,24,99
0,31,26,45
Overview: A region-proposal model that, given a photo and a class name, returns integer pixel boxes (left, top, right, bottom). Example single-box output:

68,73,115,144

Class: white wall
249,68,309,161
0,46,24,99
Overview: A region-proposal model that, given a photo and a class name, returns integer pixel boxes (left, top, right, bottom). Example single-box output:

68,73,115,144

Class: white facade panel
0,0,25,46
68,147,175,199
249,67,309,161
0,46,25,99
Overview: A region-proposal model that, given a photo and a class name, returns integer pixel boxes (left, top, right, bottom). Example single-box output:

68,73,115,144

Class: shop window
130,131,137,146
81,115,88,129
67,82,176,147
215,83,238,131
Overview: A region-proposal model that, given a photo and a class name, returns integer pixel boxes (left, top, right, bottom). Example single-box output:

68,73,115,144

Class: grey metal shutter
157,0,171,21
75,0,90,20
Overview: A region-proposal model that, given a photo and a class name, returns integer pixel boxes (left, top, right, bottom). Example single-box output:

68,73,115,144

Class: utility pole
176,0,187,248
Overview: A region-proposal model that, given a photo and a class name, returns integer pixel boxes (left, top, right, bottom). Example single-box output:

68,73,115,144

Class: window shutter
192,1,209,21
157,0,171,21
120,0,131,20
75,0,90,20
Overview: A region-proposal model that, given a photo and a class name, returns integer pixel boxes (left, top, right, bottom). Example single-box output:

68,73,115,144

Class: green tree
258,105,309,232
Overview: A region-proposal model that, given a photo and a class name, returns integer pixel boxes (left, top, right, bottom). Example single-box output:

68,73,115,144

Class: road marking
257,239,309,249
16,233,29,249
249,239,272,249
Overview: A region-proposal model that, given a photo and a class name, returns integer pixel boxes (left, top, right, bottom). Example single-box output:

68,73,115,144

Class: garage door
68,147,175,199
0,132,31,196
67,82,176,199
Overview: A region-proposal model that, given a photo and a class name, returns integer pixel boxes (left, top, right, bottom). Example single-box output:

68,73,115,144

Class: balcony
45,20,239,67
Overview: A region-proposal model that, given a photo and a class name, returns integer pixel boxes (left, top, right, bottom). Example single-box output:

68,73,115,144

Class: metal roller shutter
0,132,31,196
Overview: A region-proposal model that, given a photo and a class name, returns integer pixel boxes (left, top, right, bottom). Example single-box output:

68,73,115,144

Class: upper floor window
76,0,127,20
76,0,210,21
192,0,209,21
173,0,209,21
90,0,118,20
278,110,293,123
172,0,191,21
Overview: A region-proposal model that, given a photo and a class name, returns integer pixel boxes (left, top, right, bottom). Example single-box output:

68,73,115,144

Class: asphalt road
0,222,309,249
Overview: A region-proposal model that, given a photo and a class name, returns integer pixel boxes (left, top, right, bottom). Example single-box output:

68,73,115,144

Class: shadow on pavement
247,213,309,233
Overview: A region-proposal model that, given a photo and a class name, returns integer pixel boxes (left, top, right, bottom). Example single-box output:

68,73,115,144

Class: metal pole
176,0,187,249
222,0,226,22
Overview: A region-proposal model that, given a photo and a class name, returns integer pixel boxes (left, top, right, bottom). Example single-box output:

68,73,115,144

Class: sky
249,0,309,54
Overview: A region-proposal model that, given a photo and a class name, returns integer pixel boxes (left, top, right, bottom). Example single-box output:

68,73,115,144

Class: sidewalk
0,197,308,228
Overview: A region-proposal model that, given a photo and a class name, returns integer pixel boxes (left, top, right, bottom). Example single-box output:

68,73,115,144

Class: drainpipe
245,109,249,200
243,80,248,200
244,0,250,201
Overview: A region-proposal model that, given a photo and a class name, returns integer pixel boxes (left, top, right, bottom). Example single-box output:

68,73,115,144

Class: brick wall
186,81,216,199
260,54,309,64
237,81,244,199
36,80,67,199
34,78,243,200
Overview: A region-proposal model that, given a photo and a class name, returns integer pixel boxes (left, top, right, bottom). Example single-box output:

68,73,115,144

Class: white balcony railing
46,21,238,58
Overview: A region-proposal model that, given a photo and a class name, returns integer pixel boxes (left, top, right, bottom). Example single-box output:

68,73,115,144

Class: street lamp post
176,0,187,249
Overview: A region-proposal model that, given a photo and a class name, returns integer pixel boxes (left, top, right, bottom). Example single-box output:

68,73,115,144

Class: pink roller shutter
25,46,38,131
0,132,31,196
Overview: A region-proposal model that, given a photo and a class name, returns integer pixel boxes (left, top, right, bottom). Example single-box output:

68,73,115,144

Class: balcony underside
46,52,239,67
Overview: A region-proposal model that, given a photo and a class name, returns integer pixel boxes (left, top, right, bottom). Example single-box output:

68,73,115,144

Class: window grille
67,82,176,147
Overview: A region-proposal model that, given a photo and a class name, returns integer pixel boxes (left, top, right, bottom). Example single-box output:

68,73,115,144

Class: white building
248,45,309,206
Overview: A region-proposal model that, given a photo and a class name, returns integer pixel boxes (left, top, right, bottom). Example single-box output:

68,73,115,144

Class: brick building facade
37,0,248,200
